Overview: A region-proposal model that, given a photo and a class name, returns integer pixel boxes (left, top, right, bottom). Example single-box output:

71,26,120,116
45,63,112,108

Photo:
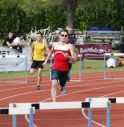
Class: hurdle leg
12,115,16,127
24,56,28,83
29,108,34,127
79,55,83,82
106,102,110,127
88,107,92,127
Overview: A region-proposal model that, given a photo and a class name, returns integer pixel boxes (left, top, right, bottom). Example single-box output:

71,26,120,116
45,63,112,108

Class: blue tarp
89,27,114,31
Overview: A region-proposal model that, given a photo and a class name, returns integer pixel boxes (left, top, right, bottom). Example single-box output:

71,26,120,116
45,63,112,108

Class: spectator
66,26,78,82
13,35,29,47
66,26,76,44
3,32,14,47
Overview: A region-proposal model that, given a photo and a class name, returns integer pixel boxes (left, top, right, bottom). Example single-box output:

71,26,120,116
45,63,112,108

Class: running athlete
30,32,49,90
43,29,76,102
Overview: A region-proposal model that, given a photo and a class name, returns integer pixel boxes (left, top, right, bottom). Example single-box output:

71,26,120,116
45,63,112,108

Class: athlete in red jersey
43,29,75,102
52,42,71,71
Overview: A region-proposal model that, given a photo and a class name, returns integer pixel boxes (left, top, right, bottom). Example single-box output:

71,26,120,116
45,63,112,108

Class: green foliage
0,3,26,36
0,0,124,37
76,0,124,30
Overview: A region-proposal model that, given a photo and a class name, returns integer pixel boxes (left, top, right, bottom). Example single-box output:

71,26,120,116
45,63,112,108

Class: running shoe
61,86,66,95
36,85,40,90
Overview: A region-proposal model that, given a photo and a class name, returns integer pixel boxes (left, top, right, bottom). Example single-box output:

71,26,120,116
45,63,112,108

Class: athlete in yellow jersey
30,32,49,90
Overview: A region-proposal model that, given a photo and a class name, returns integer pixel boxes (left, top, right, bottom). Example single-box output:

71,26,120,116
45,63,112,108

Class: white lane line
0,77,124,127
0,78,121,98
0,72,114,87
0,89,50,101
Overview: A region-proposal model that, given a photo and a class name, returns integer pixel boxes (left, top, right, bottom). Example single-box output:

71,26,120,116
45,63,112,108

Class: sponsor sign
75,44,112,60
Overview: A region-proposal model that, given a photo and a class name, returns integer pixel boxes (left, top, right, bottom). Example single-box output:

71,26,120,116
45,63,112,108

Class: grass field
0,60,123,79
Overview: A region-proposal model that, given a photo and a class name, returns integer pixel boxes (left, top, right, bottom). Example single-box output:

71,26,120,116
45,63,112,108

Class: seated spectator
106,57,117,68
66,26,76,44
117,57,124,66
107,56,124,68
13,35,29,47
3,33,29,53
116,43,124,66
3,32,14,47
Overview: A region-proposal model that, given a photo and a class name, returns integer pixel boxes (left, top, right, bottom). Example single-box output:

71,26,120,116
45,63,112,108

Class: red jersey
52,42,71,71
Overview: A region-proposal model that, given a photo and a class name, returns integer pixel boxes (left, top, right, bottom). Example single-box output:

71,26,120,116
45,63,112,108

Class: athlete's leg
51,80,58,102
36,68,42,90
67,62,72,81
30,68,36,75
36,61,44,90
51,69,59,102
30,60,37,75
59,71,68,94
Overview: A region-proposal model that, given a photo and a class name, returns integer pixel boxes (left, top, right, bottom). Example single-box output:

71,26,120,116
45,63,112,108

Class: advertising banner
75,44,112,60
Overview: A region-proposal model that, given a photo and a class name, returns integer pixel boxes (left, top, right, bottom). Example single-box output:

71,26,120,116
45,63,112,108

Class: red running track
0,72,124,127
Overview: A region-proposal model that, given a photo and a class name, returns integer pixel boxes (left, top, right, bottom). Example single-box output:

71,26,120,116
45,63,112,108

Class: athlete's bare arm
44,40,50,55
43,42,56,66
63,44,75,60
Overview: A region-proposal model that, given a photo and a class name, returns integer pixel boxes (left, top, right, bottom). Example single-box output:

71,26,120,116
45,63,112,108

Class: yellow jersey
33,40,46,61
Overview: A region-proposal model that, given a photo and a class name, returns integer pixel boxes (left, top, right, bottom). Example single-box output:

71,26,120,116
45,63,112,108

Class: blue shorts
51,69,68,87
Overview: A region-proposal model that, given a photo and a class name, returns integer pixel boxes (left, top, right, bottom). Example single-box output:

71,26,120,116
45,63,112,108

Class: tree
66,0,77,30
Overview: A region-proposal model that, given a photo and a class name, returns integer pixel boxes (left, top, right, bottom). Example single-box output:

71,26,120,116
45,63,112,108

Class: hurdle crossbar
0,106,34,127
0,55,26,58
10,100,112,110
86,97,124,104
104,53,124,56
10,101,109,110
0,107,9,114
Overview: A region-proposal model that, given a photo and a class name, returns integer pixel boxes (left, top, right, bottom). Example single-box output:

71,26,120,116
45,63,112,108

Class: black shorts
31,60,44,69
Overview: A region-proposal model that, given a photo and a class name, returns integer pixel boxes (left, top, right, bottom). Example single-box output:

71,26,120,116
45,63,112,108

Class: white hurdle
86,97,124,104
0,55,26,58
2,97,124,127
10,101,110,127
40,101,82,109
85,98,111,127
115,97,124,103
10,103,35,127
70,54,83,82
0,106,35,127
86,97,124,127
0,55,28,83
